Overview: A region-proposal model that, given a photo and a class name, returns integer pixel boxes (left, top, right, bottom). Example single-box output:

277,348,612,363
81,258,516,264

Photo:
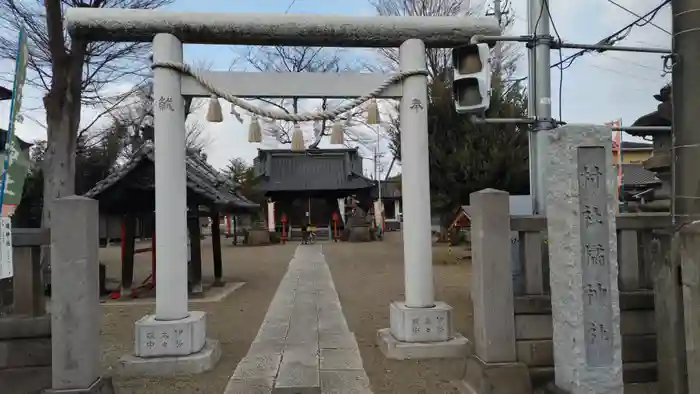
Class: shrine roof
253,148,376,193
85,143,258,210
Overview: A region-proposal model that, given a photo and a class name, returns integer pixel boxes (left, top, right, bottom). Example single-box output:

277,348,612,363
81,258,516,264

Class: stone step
0,337,52,368
539,381,658,394
530,361,657,389
625,382,658,394
0,366,51,394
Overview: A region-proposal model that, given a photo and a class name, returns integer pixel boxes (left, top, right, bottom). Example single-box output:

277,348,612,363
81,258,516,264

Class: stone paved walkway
224,244,373,394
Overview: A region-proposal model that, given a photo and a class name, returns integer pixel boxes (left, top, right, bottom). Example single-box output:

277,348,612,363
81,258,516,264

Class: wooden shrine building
253,148,377,234
85,143,258,296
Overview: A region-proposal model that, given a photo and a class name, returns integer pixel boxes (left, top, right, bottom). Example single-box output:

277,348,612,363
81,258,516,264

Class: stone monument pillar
376,39,468,360
118,33,220,376
48,196,114,393
545,124,623,393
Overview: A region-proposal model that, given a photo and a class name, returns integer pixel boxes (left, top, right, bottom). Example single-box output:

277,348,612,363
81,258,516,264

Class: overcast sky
0,0,671,176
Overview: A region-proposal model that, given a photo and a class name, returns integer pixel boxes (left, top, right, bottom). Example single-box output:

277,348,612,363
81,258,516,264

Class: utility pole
527,0,554,214
672,0,700,391
526,0,537,213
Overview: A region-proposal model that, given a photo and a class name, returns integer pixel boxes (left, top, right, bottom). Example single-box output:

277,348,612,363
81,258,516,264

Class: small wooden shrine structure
85,143,258,296
253,148,376,233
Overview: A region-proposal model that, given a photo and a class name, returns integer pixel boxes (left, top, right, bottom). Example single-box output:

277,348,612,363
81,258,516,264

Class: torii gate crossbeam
65,8,499,47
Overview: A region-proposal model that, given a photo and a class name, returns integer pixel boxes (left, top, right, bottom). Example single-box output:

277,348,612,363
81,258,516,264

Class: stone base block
118,339,221,377
390,301,454,342
541,382,569,394
0,336,52,368
248,229,271,245
134,311,206,357
348,226,371,242
43,377,115,394
0,315,51,339
376,328,469,360
456,355,532,394
0,365,51,394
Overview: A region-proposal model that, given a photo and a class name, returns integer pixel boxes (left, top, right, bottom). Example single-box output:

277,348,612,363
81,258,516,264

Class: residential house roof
617,163,661,187
85,143,258,211
619,141,653,150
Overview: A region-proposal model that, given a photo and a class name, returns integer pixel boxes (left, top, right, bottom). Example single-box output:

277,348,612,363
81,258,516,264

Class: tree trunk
40,38,85,283
42,111,77,227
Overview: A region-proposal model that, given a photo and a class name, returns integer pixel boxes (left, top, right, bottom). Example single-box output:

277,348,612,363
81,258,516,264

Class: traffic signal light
452,43,491,114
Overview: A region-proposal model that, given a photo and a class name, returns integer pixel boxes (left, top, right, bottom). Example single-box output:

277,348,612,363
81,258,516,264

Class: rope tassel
248,115,262,143
366,98,380,125
206,94,223,123
291,122,305,152
330,119,344,145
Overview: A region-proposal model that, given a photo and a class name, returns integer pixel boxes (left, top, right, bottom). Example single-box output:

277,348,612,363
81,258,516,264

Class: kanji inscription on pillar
137,325,193,357
389,302,452,342
157,96,175,112
577,146,614,367
410,315,446,335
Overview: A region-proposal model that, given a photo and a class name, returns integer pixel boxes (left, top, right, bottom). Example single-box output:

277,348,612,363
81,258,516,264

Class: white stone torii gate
65,8,500,373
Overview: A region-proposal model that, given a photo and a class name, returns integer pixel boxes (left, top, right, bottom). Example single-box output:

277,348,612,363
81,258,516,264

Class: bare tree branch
369,0,522,160
233,45,378,149
0,0,174,239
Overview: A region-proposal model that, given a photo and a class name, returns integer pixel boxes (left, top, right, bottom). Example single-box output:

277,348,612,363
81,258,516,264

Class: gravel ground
323,233,474,394
97,238,297,394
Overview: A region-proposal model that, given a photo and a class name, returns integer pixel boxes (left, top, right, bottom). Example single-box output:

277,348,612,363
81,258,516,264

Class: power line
606,0,671,35
551,0,670,70
600,53,663,72
582,58,665,83
510,0,669,86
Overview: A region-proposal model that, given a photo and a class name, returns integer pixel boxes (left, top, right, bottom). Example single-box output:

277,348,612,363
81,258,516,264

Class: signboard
0,27,29,215
0,217,12,280
0,28,29,279
1,142,31,217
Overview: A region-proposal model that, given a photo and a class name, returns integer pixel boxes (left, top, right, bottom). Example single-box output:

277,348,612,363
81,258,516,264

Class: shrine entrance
64,5,499,377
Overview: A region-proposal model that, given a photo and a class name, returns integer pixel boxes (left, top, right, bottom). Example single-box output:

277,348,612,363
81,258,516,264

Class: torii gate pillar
376,39,469,360
118,33,220,376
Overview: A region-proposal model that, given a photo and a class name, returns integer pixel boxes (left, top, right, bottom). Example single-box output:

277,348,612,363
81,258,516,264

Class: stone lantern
629,85,672,211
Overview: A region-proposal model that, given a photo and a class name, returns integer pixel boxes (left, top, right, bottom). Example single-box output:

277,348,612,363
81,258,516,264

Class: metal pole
527,0,538,214
672,0,700,391
376,126,383,231
532,0,553,215
152,33,189,321
399,39,434,308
